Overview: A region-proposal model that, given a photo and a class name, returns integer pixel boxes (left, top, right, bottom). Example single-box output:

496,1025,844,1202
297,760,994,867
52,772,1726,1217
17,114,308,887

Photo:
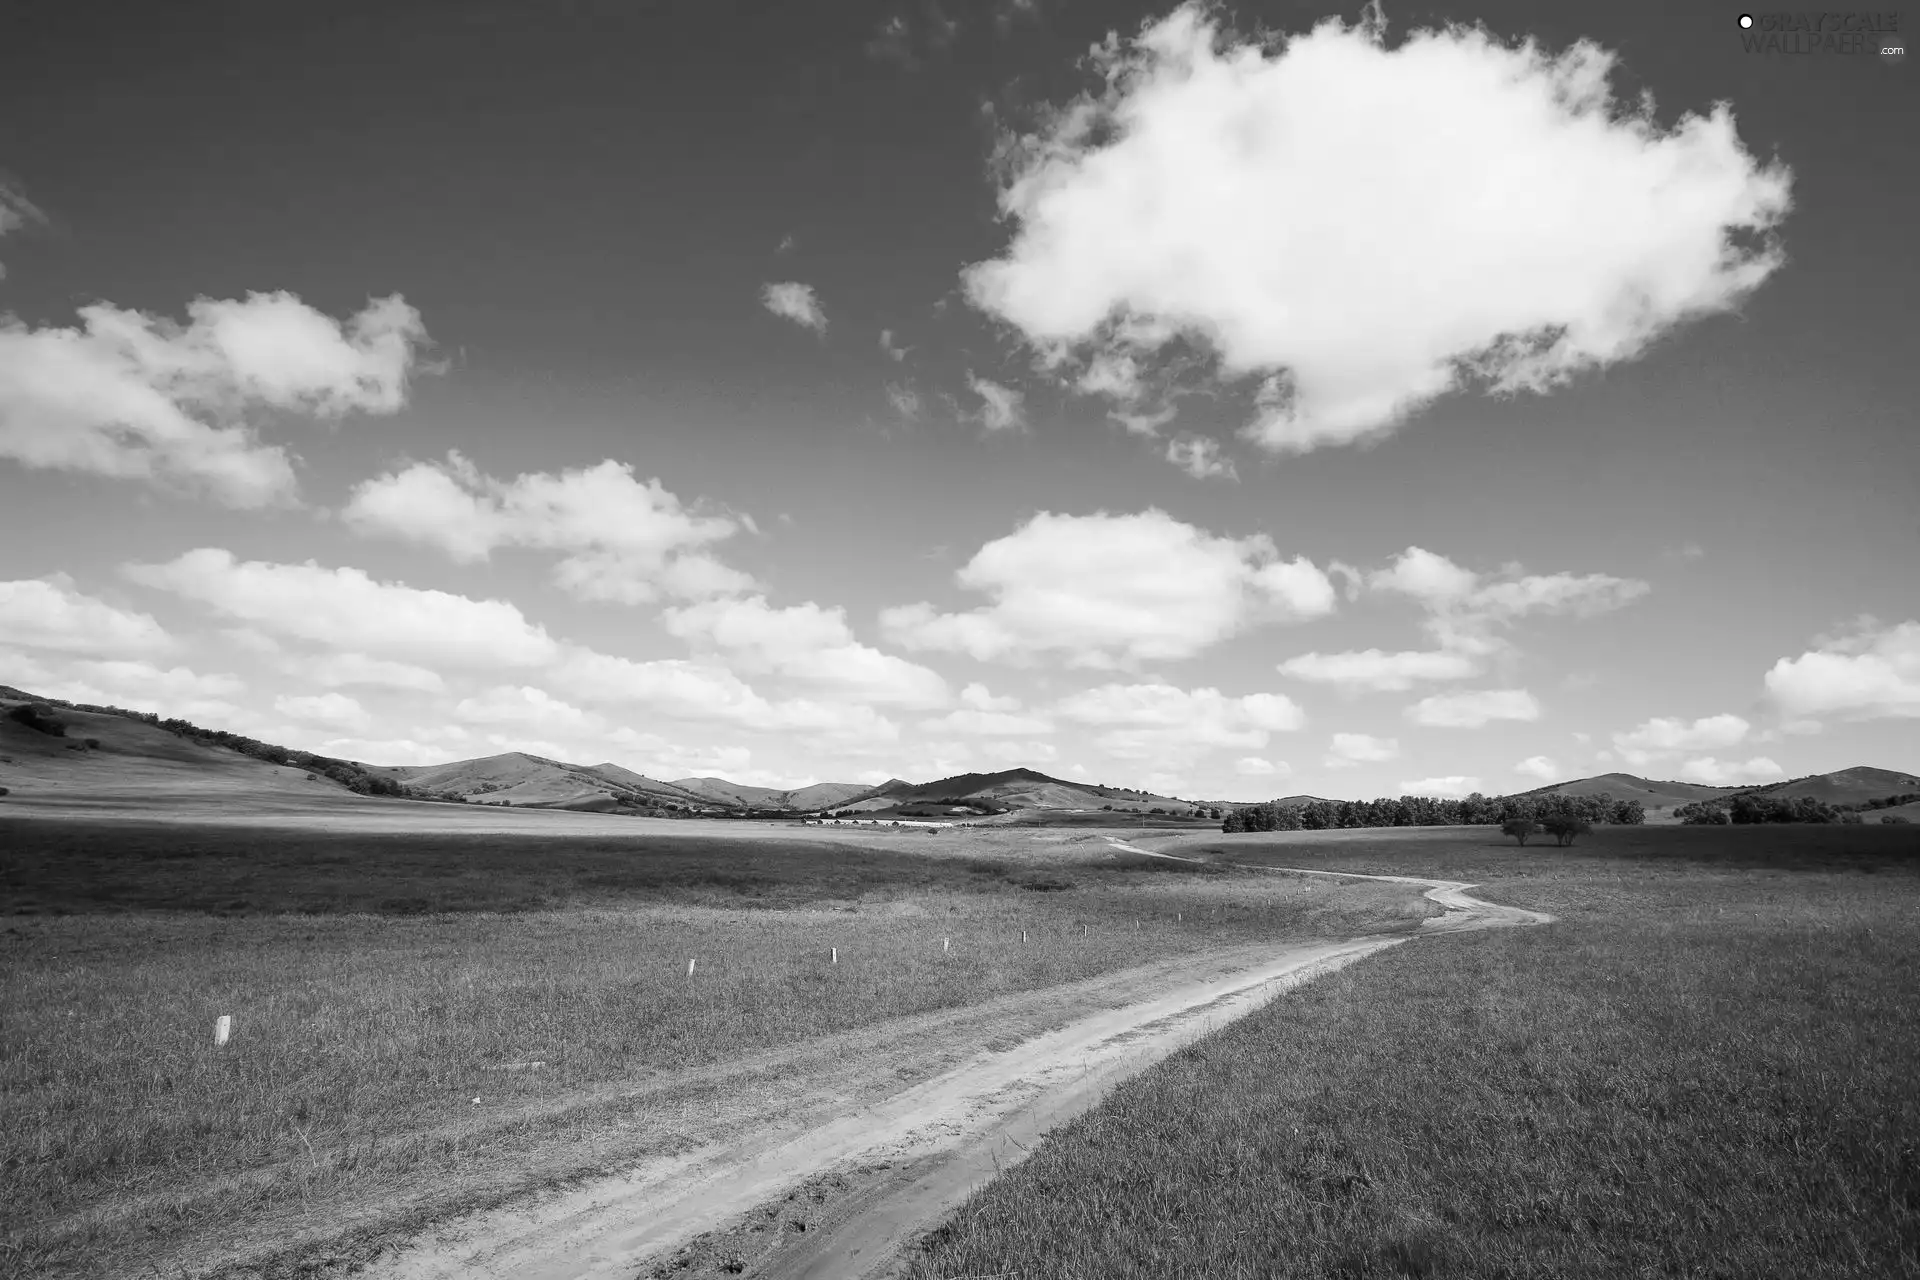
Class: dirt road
358,859,1551,1280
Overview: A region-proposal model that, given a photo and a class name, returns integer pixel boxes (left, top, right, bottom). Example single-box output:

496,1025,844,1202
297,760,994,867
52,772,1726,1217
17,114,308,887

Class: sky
1,0,1915,801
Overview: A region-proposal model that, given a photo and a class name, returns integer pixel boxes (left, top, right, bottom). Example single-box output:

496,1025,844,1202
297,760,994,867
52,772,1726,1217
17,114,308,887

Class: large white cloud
123,549,560,669
880,509,1335,667
296,651,447,694
274,692,373,731
963,4,1791,453
3,648,245,720
661,595,950,708
1406,687,1541,728
1055,681,1305,760
452,685,599,734
0,292,427,506
1324,732,1399,768
343,452,754,604
1277,647,1477,692
1763,619,1920,720
0,574,175,658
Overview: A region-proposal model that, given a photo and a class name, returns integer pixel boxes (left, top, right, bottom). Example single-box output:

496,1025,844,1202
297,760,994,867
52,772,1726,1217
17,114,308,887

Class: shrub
1541,816,1593,847
1501,818,1540,846
0,785,9,797
84,738,101,750
6,703,66,737
1883,815,1913,825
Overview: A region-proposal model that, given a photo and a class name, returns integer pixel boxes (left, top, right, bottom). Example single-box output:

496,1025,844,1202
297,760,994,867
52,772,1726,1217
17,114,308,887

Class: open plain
8,792,1915,1280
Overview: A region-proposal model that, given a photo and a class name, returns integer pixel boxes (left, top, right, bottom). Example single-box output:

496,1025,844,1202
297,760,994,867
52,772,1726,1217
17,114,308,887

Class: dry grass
0,820,1431,1278
906,824,1920,1279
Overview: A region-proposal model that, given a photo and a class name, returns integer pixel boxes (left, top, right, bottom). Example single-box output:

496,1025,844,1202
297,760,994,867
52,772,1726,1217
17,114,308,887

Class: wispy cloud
761,281,827,333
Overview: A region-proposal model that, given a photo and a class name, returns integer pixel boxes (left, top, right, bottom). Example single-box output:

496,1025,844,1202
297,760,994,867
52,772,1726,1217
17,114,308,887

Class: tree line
1223,791,1644,833
1673,792,1917,825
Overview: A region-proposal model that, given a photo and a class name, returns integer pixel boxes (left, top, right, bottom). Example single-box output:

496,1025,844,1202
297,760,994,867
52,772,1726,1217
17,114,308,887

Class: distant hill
832,768,1203,817
364,753,713,812
668,777,885,811
1512,767,1920,818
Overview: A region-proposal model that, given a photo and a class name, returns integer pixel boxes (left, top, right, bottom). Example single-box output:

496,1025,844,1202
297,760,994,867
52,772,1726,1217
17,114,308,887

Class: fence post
943,936,950,953
687,958,696,977
214,1015,232,1046
831,947,838,965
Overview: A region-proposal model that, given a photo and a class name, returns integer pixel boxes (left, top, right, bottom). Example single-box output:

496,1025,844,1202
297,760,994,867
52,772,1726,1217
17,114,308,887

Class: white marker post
214,1015,232,1046
687,958,696,977
943,936,950,953
831,947,838,965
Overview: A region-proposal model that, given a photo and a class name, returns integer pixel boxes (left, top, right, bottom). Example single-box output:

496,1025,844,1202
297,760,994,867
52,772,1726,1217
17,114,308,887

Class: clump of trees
6,703,67,737
1675,793,1906,825
1224,791,1643,834
1501,818,1538,846
1542,816,1592,847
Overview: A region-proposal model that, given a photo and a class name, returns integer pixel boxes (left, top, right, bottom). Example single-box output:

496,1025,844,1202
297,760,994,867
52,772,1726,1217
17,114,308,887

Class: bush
1500,818,1539,846
84,738,101,750
1883,815,1913,825
1541,816,1593,847
0,785,9,797
6,703,66,737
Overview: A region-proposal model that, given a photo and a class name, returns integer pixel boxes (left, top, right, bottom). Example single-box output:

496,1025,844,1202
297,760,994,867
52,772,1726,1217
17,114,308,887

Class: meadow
0,818,1431,1279
906,824,1920,1280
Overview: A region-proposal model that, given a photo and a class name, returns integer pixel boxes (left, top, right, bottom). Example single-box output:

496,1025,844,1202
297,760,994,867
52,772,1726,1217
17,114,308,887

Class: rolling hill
832,768,1202,817
364,754,715,812
668,777,886,811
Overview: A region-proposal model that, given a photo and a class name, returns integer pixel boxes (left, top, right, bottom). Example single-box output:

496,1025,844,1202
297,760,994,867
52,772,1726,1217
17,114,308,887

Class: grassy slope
908,825,1920,1280
0,822,1432,1278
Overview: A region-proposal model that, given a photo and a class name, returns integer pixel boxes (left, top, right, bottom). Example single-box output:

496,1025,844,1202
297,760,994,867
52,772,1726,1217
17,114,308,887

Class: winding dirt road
360,853,1552,1280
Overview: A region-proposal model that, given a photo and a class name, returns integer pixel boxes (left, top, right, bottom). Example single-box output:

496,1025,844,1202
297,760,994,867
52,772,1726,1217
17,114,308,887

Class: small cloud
1514,755,1559,781
994,0,1040,35
1678,755,1784,786
1324,732,1398,768
1234,756,1290,777
885,383,923,419
761,281,827,334
880,329,909,362
967,373,1025,431
1400,775,1483,799
1661,542,1707,563
0,179,48,279
1165,434,1237,480
776,234,796,254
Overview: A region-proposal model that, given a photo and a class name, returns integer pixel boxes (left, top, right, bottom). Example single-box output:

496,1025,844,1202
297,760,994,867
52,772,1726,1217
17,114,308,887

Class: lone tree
1542,816,1593,847
1501,817,1539,846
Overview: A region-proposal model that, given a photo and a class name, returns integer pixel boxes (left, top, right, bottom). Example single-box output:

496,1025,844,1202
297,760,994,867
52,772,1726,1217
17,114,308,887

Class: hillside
1726,766,1920,806
1514,772,1738,809
667,777,885,811
0,691,380,806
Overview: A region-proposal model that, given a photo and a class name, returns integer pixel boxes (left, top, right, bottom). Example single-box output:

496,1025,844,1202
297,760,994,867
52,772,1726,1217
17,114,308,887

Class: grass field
0,819,1432,1279
906,824,1920,1279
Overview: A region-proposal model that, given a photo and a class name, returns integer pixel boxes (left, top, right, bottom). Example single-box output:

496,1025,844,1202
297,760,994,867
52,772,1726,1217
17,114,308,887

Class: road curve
362,856,1552,1280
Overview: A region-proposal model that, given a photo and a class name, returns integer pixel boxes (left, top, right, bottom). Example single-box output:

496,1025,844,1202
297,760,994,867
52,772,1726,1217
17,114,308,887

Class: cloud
880,330,909,362
1763,619,1920,720
1324,732,1398,767
661,595,951,708
1165,434,1236,480
547,646,900,743
1612,713,1750,762
123,549,560,669
1400,775,1484,799
0,573,175,657
762,282,827,333
1514,755,1560,781
885,383,923,419
343,452,754,604
1056,682,1305,760
296,651,446,694
0,181,47,278
1367,546,1649,656
880,509,1335,668
1277,647,1476,692
273,692,372,731
967,374,1025,431
3,649,244,719
959,681,1023,713
963,4,1791,454
1406,687,1541,728
867,1,957,67
0,291,428,506
1234,756,1291,777
922,708,1056,736
452,685,598,733
1677,755,1784,786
